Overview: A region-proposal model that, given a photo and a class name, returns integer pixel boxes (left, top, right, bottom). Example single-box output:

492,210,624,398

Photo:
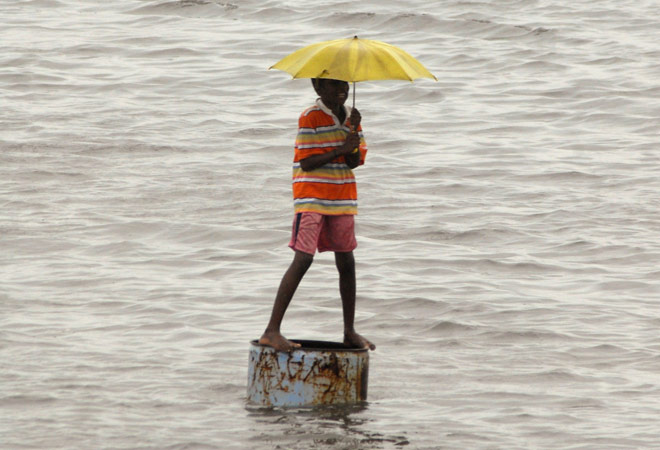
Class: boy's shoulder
298,102,334,128
300,103,323,118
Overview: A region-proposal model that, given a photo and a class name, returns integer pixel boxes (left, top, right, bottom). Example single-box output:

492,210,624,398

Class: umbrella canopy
270,36,436,82
270,36,436,106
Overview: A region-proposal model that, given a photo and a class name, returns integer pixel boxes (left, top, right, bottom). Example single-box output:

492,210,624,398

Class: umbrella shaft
352,81,356,110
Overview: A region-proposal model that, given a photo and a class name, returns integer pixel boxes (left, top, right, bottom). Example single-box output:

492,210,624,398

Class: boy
259,78,375,353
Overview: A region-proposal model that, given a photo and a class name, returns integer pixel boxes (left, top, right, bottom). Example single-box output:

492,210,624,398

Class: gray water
2,1,660,449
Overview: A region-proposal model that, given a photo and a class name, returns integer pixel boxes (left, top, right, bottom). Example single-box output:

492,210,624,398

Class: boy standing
259,78,375,353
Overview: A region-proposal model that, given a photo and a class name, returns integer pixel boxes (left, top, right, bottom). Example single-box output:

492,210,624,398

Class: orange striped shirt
292,99,367,215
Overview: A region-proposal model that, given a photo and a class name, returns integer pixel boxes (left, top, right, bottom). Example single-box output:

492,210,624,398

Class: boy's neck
319,99,347,124
333,106,346,124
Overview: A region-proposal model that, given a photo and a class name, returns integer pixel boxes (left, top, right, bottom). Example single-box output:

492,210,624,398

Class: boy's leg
335,251,375,350
260,250,314,352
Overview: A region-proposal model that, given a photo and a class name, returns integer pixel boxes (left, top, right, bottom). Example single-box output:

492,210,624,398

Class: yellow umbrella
270,36,437,108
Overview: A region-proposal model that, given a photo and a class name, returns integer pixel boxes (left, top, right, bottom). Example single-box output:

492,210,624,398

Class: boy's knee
335,251,355,274
293,251,314,270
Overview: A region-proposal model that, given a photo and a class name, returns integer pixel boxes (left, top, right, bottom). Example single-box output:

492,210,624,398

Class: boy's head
312,78,349,109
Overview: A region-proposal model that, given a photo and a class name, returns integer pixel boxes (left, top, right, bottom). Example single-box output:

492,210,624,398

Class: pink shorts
288,212,357,255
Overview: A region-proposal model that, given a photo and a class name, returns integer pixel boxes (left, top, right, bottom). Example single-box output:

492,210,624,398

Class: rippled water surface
2,1,660,448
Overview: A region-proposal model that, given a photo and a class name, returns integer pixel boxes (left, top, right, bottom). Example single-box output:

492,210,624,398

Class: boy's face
315,79,349,109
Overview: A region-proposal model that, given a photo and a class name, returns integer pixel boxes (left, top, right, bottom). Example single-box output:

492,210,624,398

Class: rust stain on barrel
247,340,369,406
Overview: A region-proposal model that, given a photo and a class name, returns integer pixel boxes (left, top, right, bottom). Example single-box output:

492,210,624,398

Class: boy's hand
337,132,361,156
349,108,361,131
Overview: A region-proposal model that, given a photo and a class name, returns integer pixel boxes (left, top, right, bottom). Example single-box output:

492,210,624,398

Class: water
2,0,660,448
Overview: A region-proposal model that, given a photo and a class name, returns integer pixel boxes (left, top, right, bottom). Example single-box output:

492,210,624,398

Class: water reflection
246,403,410,448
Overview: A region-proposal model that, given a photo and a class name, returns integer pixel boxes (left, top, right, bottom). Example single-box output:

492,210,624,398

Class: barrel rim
250,339,369,353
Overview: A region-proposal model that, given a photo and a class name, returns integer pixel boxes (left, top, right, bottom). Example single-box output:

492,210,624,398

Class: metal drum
247,339,369,407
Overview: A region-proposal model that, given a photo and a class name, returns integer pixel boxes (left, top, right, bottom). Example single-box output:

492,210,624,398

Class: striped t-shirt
292,99,367,215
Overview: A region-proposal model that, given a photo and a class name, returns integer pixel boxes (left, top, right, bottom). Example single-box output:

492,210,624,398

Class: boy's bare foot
344,330,376,350
259,331,301,352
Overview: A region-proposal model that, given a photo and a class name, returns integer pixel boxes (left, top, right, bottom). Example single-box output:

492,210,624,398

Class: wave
127,0,239,16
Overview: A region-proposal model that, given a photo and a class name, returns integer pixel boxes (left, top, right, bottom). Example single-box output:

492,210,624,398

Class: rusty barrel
247,339,369,407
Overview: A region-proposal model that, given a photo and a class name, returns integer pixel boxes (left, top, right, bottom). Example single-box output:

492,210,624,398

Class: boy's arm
343,143,360,169
299,133,360,171
344,108,363,169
